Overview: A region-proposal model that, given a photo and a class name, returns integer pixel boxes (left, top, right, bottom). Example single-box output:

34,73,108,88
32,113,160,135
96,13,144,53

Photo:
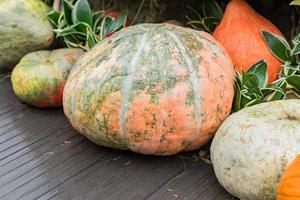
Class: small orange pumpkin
213,0,284,83
277,154,300,200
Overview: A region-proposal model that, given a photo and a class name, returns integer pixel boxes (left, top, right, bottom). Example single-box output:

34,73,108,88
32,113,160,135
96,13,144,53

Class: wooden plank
0,79,233,200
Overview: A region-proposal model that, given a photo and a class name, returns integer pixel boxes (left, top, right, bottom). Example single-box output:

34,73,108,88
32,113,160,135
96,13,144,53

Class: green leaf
263,81,286,101
233,80,242,112
242,72,262,96
63,34,80,43
283,62,300,76
72,0,93,26
86,31,97,49
261,31,291,62
286,75,300,91
290,0,300,6
65,40,81,48
93,10,104,31
239,94,256,109
247,60,268,88
202,0,223,20
244,99,266,108
47,10,62,27
186,17,219,33
283,62,292,76
262,85,282,95
267,90,285,101
102,12,128,37
63,0,73,25
55,22,90,38
292,43,300,55
291,34,300,55
202,17,220,32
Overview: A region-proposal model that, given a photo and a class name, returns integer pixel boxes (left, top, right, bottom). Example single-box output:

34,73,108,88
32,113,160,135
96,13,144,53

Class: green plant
185,0,225,33
47,0,128,50
233,32,300,112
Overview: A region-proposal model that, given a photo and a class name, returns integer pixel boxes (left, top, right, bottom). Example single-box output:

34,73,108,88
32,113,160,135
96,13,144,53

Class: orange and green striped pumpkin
63,23,234,155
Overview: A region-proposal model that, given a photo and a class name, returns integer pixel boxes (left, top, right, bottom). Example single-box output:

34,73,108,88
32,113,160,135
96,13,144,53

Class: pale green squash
211,100,300,200
0,0,54,71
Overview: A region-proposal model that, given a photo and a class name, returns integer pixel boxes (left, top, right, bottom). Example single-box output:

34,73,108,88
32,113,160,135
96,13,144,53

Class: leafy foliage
233,31,300,112
185,0,226,33
47,0,128,50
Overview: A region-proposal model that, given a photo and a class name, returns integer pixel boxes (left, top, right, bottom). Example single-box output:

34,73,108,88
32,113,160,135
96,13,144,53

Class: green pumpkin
0,0,54,71
11,48,84,108
63,23,235,155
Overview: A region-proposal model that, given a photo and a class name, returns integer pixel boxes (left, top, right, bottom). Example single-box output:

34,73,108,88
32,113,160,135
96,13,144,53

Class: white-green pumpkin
0,0,54,71
211,100,300,200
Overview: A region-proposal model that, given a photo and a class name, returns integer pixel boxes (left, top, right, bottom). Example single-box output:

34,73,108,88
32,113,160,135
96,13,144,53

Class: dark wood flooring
0,75,234,200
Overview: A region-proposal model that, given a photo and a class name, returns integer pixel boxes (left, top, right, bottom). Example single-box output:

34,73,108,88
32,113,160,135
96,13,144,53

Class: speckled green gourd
12,48,84,108
0,0,54,71
63,23,234,155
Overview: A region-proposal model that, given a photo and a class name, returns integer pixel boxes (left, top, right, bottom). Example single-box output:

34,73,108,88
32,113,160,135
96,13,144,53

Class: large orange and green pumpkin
213,0,284,83
0,0,54,71
278,154,300,200
63,23,234,155
11,48,83,108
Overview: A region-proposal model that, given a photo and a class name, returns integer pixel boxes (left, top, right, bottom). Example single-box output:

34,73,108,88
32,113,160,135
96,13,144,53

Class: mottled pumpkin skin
211,100,300,200
278,155,300,200
0,0,54,71
12,48,83,108
63,23,234,155
213,0,284,83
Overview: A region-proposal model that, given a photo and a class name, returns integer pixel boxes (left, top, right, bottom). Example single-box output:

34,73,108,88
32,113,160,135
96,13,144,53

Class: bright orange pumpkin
213,0,284,83
277,154,300,200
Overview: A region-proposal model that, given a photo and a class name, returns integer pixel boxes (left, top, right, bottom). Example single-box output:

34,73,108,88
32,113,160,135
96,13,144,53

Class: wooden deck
0,75,234,200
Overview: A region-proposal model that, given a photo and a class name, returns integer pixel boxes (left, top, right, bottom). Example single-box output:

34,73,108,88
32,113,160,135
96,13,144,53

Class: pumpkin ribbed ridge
63,23,234,155
166,30,202,134
119,32,149,142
